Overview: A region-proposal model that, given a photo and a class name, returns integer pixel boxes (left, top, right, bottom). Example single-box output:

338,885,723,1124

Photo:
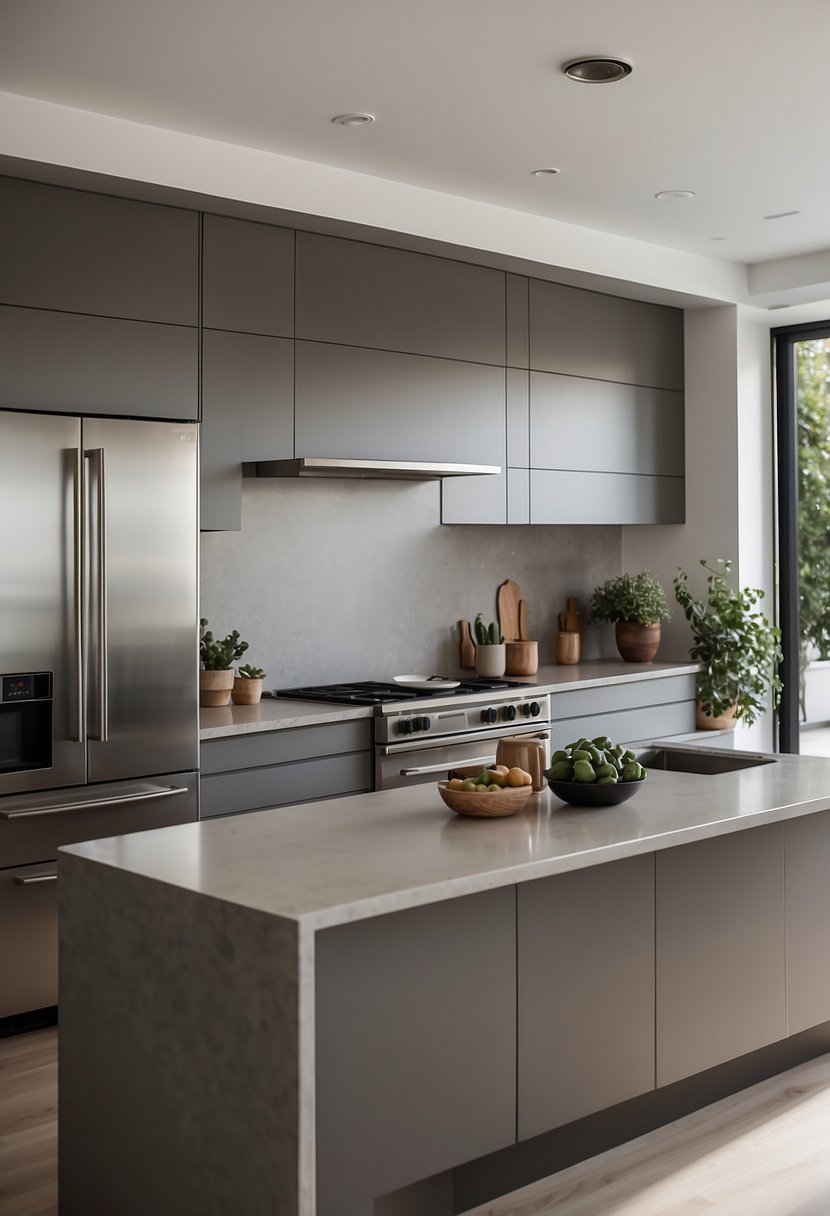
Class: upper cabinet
529,279,684,391
202,215,294,336
296,233,505,365
0,176,198,326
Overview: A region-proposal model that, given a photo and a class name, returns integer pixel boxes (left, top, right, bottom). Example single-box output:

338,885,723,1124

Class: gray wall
200,480,622,686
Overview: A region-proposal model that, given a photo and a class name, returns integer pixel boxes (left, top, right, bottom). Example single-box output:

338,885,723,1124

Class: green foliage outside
797,339,830,661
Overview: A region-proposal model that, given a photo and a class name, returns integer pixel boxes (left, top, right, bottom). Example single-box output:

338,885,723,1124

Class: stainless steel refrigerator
0,409,199,1020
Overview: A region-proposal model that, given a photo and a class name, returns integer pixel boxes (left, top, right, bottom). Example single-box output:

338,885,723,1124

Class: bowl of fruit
438,764,534,818
545,737,647,807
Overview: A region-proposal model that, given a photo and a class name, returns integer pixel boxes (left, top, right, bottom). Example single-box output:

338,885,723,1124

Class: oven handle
379,727,549,757
0,785,187,820
399,755,497,778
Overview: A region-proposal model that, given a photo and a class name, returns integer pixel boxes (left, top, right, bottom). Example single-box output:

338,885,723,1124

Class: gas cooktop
267,679,531,706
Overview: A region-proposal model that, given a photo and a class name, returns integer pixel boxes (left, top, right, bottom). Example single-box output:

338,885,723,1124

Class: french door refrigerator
0,409,199,1020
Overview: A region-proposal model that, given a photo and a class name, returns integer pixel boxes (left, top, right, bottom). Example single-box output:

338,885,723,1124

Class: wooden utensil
518,599,529,642
497,579,522,642
458,619,476,669
562,596,582,634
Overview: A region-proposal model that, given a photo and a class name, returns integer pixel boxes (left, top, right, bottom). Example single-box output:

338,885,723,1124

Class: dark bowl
547,777,644,807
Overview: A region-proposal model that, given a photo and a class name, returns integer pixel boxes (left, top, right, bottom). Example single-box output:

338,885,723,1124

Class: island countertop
62,747,830,930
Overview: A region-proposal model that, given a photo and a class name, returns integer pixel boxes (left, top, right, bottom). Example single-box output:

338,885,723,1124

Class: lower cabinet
549,673,697,750
199,720,373,818
656,823,786,1086
315,887,516,1216
517,854,655,1138
785,810,830,1034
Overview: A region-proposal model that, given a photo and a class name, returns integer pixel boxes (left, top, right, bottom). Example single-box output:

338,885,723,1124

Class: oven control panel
378,693,550,743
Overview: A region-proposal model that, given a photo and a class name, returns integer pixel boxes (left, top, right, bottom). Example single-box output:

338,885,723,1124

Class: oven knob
481,707,498,724
399,718,413,735
530,701,541,717
504,704,517,721
521,703,532,717
420,716,431,731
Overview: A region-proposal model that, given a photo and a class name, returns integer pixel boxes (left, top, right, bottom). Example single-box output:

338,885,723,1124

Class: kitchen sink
637,746,776,776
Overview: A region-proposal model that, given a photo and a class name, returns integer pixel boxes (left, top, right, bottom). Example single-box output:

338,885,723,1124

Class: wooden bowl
437,780,533,818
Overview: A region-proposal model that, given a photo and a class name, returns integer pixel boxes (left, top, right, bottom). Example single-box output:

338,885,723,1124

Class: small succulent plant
237,663,266,679
474,613,503,646
199,618,249,670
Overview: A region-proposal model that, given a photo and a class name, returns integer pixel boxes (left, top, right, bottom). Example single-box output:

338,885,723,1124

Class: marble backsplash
200,478,623,687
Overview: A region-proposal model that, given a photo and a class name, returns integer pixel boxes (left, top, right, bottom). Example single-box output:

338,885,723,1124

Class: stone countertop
199,659,700,739
62,747,830,931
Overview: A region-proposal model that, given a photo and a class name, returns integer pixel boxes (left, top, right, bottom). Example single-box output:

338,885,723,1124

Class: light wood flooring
4,1031,830,1216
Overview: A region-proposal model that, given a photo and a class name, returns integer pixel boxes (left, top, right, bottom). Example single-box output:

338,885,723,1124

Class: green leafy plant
474,613,503,645
589,572,671,626
237,663,266,679
199,618,249,670
673,559,783,725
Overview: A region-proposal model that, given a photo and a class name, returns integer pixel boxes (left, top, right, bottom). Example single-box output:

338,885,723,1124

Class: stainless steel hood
249,457,501,480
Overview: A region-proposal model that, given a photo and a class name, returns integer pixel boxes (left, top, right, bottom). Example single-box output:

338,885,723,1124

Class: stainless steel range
272,680,551,790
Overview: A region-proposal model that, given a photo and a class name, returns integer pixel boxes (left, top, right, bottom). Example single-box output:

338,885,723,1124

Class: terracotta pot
505,640,539,676
199,668,235,707
695,700,737,730
232,677,263,705
615,620,661,663
476,643,506,678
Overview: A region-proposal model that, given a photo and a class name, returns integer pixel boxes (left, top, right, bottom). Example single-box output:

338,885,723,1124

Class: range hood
249,458,502,480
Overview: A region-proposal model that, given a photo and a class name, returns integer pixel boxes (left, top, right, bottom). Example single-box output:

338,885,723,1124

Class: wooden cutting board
559,596,583,634
518,599,529,642
498,579,522,642
458,619,476,668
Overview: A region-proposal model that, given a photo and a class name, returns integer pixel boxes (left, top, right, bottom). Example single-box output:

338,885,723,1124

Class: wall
200,479,621,685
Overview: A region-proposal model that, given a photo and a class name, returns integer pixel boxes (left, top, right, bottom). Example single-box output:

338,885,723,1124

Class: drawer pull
14,871,57,886
0,785,187,821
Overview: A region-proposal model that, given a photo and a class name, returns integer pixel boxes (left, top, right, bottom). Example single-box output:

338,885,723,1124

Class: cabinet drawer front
552,675,697,720
0,774,198,870
202,215,294,336
0,862,59,1016
529,279,684,390
530,372,684,477
199,752,372,818
0,305,198,420
296,233,505,364
0,177,198,325
785,811,830,1034
530,469,685,524
295,341,505,466
549,701,695,751
200,720,372,774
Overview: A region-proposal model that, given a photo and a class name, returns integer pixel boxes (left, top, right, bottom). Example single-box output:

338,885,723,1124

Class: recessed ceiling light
331,112,375,127
531,167,561,177
763,210,800,220
562,57,632,84
654,189,697,201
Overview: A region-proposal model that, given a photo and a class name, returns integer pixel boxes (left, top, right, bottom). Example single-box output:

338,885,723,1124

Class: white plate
393,675,461,692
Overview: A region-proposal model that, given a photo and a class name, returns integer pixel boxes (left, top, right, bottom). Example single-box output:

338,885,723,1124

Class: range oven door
376,723,550,791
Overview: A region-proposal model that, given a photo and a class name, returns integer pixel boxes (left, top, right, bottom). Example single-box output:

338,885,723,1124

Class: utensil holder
555,631,581,665
505,640,539,676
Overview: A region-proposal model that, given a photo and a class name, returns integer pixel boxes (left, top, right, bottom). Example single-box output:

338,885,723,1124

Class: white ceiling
2,0,829,268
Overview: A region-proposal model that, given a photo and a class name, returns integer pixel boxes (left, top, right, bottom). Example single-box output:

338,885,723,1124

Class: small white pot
476,643,506,678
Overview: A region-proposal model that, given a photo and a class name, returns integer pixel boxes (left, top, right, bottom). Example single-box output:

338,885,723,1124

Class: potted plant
589,572,671,662
673,559,783,729
233,663,267,706
474,613,505,677
199,618,249,707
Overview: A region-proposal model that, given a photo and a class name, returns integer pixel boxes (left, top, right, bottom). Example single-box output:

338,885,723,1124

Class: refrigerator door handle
86,447,108,743
72,446,85,744
0,785,188,820
14,869,58,885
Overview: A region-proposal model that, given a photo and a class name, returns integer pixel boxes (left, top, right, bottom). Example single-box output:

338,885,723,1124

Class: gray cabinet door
530,372,684,477
530,468,685,524
785,811,830,1034
201,329,294,531
656,824,786,1086
295,341,504,465
0,304,198,420
529,280,684,391
517,854,654,1138
296,232,505,364
0,176,197,325
202,215,294,336
315,887,516,1216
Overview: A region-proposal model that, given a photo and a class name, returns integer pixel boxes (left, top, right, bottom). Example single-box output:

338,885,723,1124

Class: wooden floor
3,1031,830,1216
0,1029,57,1216
465,1052,830,1216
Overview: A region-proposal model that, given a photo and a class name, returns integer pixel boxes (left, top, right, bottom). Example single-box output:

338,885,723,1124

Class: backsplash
200,479,622,686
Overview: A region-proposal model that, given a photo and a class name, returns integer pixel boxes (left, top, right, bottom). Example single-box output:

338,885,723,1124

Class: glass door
775,324,830,754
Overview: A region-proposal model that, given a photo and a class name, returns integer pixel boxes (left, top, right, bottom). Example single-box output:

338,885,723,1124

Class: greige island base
58,749,830,1215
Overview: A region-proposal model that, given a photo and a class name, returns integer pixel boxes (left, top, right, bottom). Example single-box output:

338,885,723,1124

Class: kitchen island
58,746,830,1216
